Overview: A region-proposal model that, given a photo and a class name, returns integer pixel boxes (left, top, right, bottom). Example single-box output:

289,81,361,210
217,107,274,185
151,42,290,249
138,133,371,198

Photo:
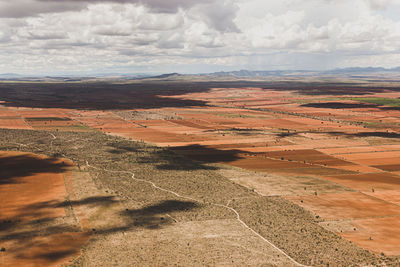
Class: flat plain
1,79,400,266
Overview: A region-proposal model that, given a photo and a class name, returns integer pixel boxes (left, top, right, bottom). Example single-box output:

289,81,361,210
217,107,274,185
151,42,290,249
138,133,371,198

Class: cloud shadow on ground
135,144,246,171
1,196,199,264
0,154,72,185
1,81,399,111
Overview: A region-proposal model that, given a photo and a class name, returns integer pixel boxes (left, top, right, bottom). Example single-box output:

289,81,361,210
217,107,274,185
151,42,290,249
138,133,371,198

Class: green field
349,97,400,107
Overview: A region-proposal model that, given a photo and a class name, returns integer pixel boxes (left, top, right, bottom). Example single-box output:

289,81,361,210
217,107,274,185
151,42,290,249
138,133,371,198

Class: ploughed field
1,80,400,266
0,151,89,266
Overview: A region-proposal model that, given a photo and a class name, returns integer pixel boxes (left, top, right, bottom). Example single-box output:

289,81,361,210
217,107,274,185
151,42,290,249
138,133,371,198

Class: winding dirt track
85,161,308,267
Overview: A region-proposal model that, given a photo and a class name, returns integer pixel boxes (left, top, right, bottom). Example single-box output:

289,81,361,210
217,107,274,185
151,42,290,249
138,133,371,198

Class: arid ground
1,79,400,266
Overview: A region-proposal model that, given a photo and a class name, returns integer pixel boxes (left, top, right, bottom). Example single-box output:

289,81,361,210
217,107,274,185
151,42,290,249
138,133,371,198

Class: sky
0,0,400,75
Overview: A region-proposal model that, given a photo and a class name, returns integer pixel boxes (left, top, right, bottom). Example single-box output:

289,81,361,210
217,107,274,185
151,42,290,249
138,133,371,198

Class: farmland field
1,79,400,266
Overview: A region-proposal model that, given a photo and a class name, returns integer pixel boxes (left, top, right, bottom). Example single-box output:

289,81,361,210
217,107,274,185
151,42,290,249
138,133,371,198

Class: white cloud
189,1,240,33
0,0,400,74
367,0,391,9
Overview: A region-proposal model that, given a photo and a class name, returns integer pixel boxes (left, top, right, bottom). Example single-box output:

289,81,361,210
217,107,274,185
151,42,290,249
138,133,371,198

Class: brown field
323,173,400,191
318,144,400,154
285,192,400,220
0,151,89,267
340,216,400,256
1,80,400,265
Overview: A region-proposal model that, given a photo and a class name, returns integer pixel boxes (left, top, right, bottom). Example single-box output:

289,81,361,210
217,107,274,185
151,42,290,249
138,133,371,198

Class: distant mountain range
204,67,400,77
0,73,23,79
323,67,400,74
204,70,312,77
143,67,400,80
0,73,155,81
2,67,400,80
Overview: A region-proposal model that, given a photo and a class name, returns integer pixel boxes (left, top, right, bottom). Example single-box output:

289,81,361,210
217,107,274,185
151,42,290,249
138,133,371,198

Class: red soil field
328,164,382,173
323,173,400,192
222,144,307,152
162,138,291,148
318,145,400,155
285,192,400,220
372,164,400,172
204,140,294,148
0,118,31,129
363,190,400,206
341,216,400,256
179,113,243,126
172,149,357,176
17,108,70,118
0,151,89,267
255,118,307,129
168,119,214,130
1,84,400,257
0,108,20,117
0,151,70,221
131,120,177,127
349,157,400,166
292,138,370,149
339,151,400,160
261,149,353,165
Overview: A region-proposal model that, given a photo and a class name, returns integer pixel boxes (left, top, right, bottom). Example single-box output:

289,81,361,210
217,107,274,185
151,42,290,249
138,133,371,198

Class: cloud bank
0,0,399,74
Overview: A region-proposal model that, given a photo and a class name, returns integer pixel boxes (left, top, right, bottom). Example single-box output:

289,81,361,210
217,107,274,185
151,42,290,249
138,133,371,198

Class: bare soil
0,128,397,266
0,151,89,267
1,80,400,265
